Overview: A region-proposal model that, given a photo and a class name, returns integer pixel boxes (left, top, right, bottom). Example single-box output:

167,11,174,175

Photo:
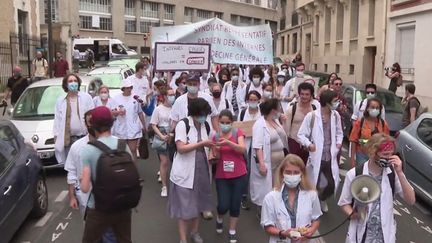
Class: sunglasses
367,92,375,95
333,83,342,86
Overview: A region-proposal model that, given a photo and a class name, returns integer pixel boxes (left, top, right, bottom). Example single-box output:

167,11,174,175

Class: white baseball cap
121,79,133,89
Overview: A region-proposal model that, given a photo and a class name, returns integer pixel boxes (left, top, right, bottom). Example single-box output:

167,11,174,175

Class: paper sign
151,18,273,65
154,42,211,71
92,15,100,28
233,120,256,137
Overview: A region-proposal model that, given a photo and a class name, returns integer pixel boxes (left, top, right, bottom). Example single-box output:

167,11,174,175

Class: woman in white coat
338,133,415,243
250,98,288,208
221,67,246,116
297,90,343,213
261,154,322,243
54,74,94,164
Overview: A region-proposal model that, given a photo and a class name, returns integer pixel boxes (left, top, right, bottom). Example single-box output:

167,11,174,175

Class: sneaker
158,175,162,183
157,171,160,176
320,200,329,213
161,186,168,197
216,220,223,234
241,197,250,210
228,233,238,243
190,232,203,243
201,211,213,220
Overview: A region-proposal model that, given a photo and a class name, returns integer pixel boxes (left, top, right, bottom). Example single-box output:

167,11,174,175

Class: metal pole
9,34,13,75
27,36,31,78
47,0,54,78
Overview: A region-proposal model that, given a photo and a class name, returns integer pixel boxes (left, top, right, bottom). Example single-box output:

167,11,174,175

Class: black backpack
88,139,143,211
239,108,247,121
290,102,317,126
181,117,210,137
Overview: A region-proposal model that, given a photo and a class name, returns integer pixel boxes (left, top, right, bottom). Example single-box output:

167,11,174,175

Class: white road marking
394,208,402,216
35,211,53,227
54,190,68,202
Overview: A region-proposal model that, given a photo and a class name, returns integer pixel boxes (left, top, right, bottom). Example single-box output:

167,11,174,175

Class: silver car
395,113,432,205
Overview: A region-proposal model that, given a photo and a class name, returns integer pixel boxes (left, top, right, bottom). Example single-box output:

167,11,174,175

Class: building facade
385,0,432,107
276,0,387,86
0,0,41,85
40,0,278,64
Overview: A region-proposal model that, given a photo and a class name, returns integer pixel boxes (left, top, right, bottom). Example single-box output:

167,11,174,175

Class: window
44,0,59,23
349,64,355,75
125,0,135,16
0,126,19,163
397,24,415,70
79,0,111,13
350,0,359,38
215,12,223,19
417,118,432,148
141,1,159,19
184,7,193,23
253,18,261,25
231,15,238,25
281,36,285,55
368,0,375,36
315,15,320,43
80,15,112,30
314,64,318,71
239,16,252,26
125,19,137,32
286,35,290,54
336,2,344,40
140,21,160,33
292,33,298,53
325,7,331,42
80,15,92,29
196,9,212,22
164,4,174,20
336,64,340,73
99,17,112,30
324,64,328,73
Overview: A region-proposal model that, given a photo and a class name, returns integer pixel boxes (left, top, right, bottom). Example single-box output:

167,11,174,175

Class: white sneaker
161,186,168,197
157,171,160,176
320,201,328,213
158,175,162,183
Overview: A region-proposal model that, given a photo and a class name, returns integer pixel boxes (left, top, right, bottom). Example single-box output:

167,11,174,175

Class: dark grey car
341,84,404,137
395,113,432,205
0,120,48,242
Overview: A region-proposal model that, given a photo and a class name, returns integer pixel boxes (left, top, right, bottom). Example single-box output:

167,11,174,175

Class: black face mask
376,158,391,168
212,91,221,98
87,126,96,137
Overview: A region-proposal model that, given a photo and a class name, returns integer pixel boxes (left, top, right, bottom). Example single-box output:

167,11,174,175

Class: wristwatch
278,230,286,240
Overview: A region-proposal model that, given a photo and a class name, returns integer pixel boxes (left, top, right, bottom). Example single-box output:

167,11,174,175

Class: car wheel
31,176,48,218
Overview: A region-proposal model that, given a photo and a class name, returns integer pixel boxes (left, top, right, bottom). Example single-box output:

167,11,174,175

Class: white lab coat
64,135,91,215
337,161,404,243
221,81,246,110
170,116,211,189
351,98,386,121
261,186,322,243
92,96,118,109
250,116,273,206
53,92,94,164
297,109,343,194
112,94,143,139
214,98,234,114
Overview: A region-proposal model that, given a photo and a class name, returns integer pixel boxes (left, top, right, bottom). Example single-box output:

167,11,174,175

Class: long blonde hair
274,154,315,191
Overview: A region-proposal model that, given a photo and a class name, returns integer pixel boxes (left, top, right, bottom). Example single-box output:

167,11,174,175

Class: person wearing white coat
221,68,246,116
261,154,322,243
250,99,288,208
210,82,234,114
338,133,415,243
297,89,343,212
54,74,94,164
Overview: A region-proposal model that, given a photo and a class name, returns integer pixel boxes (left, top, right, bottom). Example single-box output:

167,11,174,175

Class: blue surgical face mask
249,102,259,109
196,116,207,124
368,108,380,118
187,85,198,94
330,101,340,110
68,82,79,92
220,123,232,133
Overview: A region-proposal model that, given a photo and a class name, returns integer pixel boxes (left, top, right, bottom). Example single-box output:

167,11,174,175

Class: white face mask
283,174,302,188
368,108,380,118
231,75,239,82
263,91,273,99
296,71,304,78
100,93,109,100
252,78,261,86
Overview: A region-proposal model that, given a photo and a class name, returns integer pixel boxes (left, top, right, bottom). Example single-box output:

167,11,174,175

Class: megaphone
350,175,381,220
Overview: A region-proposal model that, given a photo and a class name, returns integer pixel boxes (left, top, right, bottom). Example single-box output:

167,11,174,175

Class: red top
213,129,247,179
53,59,69,77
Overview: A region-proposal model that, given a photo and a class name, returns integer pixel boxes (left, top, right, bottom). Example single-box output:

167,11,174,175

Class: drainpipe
381,0,389,87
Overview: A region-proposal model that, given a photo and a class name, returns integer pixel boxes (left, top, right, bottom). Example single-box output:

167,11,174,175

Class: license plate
38,151,54,159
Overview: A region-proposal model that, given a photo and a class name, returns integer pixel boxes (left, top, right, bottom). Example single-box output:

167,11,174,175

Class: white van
73,38,138,65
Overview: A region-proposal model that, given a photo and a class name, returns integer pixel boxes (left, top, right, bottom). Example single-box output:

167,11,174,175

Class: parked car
0,120,48,243
395,113,432,205
341,84,404,137
10,76,102,166
87,66,135,97
107,58,141,69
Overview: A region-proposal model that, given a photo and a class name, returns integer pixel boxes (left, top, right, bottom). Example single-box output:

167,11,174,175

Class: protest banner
154,42,211,71
151,18,273,65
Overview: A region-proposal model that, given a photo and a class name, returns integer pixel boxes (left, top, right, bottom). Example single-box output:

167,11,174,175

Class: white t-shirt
126,74,150,102
69,97,85,136
112,94,143,139
150,104,172,128
33,58,48,77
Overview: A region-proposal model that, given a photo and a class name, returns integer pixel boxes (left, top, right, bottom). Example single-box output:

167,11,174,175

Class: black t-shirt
7,76,29,104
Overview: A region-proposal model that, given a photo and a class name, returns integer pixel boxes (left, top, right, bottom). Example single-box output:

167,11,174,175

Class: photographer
385,63,401,93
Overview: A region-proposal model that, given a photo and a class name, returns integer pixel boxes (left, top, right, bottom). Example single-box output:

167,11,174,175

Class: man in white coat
54,74,94,164
280,63,312,112
297,89,343,213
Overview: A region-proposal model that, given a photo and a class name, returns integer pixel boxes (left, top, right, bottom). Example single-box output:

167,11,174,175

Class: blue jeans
356,152,369,166
216,175,247,218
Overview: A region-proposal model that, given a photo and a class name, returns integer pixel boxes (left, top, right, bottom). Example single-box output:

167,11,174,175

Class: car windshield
12,85,85,120
91,74,122,89
357,90,404,113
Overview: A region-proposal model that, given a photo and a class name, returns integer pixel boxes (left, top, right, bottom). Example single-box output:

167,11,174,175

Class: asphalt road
9,145,432,243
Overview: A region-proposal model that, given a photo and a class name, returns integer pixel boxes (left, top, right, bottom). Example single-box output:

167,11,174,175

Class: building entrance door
363,46,377,83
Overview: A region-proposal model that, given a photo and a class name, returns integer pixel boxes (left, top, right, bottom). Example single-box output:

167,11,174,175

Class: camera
384,67,391,72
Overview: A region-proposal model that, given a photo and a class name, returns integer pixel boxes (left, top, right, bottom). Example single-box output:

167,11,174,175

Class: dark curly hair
319,89,338,107
249,67,264,81
260,98,280,116
62,74,82,92
188,97,212,117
